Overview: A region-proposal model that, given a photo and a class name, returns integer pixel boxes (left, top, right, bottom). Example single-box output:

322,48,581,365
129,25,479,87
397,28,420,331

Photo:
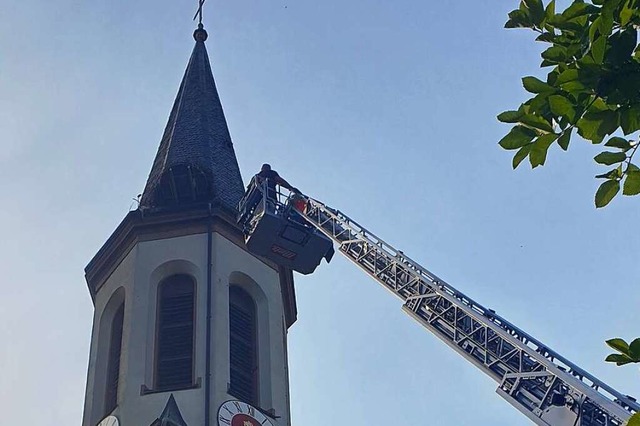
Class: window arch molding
95,286,126,418
149,259,201,288
228,272,272,408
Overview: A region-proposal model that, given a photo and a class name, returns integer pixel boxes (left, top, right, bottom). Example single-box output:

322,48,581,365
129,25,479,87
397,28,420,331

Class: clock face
217,400,275,426
97,416,119,426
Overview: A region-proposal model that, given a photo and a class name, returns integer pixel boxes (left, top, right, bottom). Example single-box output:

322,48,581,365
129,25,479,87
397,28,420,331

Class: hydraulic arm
293,195,639,426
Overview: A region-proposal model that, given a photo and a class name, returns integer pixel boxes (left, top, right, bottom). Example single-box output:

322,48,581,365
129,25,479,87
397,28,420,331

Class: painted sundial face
97,416,119,426
217,400,275,426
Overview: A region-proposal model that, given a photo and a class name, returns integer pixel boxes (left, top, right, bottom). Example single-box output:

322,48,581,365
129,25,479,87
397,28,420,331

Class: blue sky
0,0,638,424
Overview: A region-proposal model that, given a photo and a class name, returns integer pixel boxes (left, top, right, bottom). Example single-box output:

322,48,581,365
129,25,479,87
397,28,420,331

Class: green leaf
541,46,568,63
606,338,630,353
557,69,579,84
528,93,552,111
621,106,640,135
556,78,590,96
628,412,640,426
623,170,640,195
589,97,610,113
553,18,586,32
548,95,577,122
536,32,556,42
628,338,640,360
557,129,571,150
545,0,555,21
577,109,619,144
520,113,555,132
597,109,621,137
505,9,533,28
524,0,545,24
522,76,556,93
546,13,566,26
577,116,601,142
499,126,537,150
497,110,524,123
561,80,588,93
513,144,532,169
562,2,599,20
591,36,607,64
505,19,524,28
599,10,614,37
595,179,620,207
529,133,558,167
594,151,627,165
589,16,602,42
604,353,635,365
600,0,623,16
620,1,634,26
605,137,632,150
596,168,622,179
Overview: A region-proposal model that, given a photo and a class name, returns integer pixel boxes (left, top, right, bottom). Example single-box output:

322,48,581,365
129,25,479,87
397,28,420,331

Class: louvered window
105,302,124,414
229,286,258,405
156,275,195,390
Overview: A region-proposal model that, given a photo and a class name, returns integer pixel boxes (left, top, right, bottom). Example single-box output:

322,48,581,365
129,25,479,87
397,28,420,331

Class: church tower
82,23,297,426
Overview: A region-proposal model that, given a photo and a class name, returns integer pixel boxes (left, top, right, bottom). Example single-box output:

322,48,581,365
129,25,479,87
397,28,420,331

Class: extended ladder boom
296,196,638,426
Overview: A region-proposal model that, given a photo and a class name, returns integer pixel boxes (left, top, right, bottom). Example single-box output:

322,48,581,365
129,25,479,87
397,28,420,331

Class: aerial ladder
237,177,640,426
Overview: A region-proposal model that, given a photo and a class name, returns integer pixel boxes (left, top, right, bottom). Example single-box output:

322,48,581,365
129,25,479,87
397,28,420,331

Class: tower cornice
84,207,297,327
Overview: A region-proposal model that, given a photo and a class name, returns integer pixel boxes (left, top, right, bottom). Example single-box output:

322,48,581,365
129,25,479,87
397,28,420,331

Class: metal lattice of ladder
297,196,639,426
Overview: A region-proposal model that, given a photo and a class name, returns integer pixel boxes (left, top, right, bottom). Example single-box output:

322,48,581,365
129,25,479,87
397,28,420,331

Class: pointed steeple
140,24,244,212
150,394,188,426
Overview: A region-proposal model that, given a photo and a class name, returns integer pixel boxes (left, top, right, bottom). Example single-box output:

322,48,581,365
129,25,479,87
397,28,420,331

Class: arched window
156,274,195,390
229,286,258,405
104,301,124,414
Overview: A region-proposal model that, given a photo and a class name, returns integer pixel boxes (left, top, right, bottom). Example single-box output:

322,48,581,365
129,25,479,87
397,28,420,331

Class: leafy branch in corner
604,338,640,425
499,0,640,207
502,2,640,423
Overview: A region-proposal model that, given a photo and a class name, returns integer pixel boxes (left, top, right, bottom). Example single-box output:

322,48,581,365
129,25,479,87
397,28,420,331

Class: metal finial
193,23,208,42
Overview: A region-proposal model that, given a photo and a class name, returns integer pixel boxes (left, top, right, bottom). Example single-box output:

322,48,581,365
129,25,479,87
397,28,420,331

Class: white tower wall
82,230,291,426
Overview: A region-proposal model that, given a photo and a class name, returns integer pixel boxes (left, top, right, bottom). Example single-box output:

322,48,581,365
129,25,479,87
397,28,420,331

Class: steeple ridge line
158,49,195,172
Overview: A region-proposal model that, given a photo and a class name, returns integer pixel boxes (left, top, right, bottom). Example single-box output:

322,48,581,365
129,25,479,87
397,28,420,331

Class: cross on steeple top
193,0,206,25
